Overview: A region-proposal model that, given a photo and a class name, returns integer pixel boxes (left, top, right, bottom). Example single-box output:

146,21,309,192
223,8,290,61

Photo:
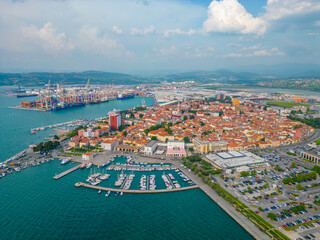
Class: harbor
12,80,148,112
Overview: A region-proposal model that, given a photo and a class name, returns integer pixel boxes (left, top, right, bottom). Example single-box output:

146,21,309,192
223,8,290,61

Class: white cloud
77,26,129,56
159,46,176,56
130,25,155,35
203,0,320,35
21,22,74,53
203,0,266,35
315,20,320,27
264,0,320,21
112,26,123,34
223,47,285,57
163,28,196,37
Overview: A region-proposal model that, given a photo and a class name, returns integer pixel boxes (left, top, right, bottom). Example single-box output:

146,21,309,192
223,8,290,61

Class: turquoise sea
0,86,254,240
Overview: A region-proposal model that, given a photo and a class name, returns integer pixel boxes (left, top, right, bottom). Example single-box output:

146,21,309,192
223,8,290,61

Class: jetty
75,182,198,193
53,164,81,180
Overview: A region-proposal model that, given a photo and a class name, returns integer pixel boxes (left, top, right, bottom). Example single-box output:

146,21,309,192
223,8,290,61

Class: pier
166,174,175,188
53,164,81,180
75,182,198,193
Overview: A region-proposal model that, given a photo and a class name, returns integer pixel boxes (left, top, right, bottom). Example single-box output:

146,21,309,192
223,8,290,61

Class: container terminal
15,80,145,111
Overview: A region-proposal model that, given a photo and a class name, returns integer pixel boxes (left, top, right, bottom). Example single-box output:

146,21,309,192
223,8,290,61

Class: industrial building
206,151,268,169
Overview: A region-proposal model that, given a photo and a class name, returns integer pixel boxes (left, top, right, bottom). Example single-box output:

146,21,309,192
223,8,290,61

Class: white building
101,140,117,151
144,141,157,155
166,141,186,157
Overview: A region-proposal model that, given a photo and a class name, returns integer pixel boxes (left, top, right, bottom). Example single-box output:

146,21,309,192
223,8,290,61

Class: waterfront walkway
75,182,198,193
53,164,81,180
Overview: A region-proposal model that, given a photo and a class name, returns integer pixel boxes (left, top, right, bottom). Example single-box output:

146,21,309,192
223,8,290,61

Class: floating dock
53,164,81,180
75,182,198,193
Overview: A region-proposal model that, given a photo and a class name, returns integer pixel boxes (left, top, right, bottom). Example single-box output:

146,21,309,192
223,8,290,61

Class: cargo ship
51,102,86,111
117,93,134,100
17,93,38,98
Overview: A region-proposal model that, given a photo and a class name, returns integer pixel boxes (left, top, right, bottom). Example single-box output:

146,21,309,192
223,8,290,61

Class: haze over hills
0,63,319,87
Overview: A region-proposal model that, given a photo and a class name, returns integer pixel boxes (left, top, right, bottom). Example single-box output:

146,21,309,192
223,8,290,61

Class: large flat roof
206,151,267,169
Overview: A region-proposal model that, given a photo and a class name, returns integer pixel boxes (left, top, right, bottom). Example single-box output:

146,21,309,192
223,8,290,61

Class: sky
0,0,319,74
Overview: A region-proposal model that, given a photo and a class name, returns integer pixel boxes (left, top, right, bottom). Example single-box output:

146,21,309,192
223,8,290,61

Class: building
300,148,320,164
232,98,239,105
109,109,121,130
114,144,140,152
193,138,228,153
79,139,90,148
144,141,157,155
206,151,268,169
82,152,94,161
101,139,117,151
166,141,186,157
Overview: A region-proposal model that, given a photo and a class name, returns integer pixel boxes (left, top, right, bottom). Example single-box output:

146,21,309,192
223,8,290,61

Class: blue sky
0,0,319,74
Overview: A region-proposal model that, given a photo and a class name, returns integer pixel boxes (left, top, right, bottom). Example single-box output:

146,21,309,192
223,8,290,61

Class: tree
168,122,173,127
267,212,277,219
247,186,252,192
251,170,257,176
218,110,223,116
139,113,144,119
189,115,195,120
54,135,59,140
240,171,250,177
123,131,127,137
151,136,158,141
200,121,205,126
183,116,188,121
144,129,149,136
118,124,125,132
189,147,194,152
290,161,296,169
165,128,173,135
296,184,303,190
183,136,190,143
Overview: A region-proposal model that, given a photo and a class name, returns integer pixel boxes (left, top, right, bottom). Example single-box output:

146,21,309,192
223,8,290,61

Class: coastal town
2,86,320,240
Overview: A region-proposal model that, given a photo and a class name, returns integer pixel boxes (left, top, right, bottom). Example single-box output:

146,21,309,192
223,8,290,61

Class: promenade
75,182,199,193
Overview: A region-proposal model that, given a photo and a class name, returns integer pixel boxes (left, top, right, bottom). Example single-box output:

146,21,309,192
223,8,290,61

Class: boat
80,163,86,169
120,192,123,196
61,159,70,165
98,190,101,194
86,163,92,168
105,191,111,197
117,93,134,100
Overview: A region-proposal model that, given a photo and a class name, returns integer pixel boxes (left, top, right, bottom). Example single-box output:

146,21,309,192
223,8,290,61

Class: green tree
123,130,127,137
54,135,59,140
151,136,158,141
139,113,144,119
118,124,125,132
267,212,277,219
290,161,296,169
165,128,173,135
240,171,250,177
183,136,191,143
189,115,195,120
189,147,194,152
296,184,303,190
